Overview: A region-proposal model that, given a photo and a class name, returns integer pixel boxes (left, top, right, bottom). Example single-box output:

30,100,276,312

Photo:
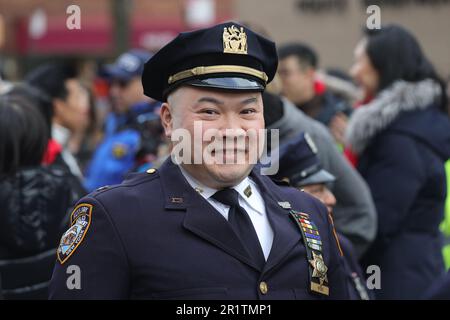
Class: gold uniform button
259,281,268,295
146,168,156,174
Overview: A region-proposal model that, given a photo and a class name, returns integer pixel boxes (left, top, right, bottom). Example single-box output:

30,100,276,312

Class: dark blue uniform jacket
50,159,349,299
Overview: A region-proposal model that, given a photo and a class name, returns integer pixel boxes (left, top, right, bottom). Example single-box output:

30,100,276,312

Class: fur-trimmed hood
345,79,445,156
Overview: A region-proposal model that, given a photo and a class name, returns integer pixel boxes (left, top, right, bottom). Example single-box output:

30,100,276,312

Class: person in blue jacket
84,49,163,191
346,24,450,299
49,22,349,300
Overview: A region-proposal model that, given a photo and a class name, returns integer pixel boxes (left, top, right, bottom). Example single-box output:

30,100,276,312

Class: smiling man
164,87,265,188
49,22,349,300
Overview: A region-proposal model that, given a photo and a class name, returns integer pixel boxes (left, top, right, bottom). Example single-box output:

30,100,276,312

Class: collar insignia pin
244,185,252,198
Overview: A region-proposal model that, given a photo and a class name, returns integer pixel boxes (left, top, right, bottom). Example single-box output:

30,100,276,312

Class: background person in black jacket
0,87,81,258
6,84,87,200
0,87,81,299
346,24,450,299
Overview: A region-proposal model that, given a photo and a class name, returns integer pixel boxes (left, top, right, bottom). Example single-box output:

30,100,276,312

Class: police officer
84,49,163,191
273,132,371,300
49,22,349,299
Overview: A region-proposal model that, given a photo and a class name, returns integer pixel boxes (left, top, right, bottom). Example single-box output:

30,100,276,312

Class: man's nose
324,188,337,208
215,115,247,145
219,112,246,131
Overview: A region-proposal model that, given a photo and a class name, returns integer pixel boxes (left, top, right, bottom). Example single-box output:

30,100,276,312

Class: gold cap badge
223,25,248,55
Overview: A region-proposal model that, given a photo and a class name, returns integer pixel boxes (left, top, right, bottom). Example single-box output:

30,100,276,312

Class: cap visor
186,77,264,91
296,169,336,187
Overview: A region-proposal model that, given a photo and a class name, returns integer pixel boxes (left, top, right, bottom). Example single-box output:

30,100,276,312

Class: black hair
262,91,284,127
364,24,448,112
24,62,77,101
7,84,53,134
278,43,318,69
0,89,49,176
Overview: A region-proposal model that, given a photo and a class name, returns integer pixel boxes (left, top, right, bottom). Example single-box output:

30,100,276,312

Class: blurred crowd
0,23,449,300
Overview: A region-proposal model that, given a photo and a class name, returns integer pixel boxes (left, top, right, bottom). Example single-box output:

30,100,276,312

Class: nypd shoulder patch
57,203,93,265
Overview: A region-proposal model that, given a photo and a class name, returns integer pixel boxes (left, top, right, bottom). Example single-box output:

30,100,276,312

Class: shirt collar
178,165,218,200
178,165,264,215
52,123,70,147
234,178,265,215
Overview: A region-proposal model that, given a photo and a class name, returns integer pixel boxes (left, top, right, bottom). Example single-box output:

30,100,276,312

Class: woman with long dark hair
346,24,450,299
0,87,74,256
0,86,81,299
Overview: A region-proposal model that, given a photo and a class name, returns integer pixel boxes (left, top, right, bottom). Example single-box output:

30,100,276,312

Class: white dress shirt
179,166,274,260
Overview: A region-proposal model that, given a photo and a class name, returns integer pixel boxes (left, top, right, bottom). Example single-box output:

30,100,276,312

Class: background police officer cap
274,133,335,187
104,49,152,81
142,21,278,102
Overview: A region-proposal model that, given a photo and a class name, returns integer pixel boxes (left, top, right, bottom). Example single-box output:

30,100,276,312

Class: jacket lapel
250,170,302,275
158,159,261,271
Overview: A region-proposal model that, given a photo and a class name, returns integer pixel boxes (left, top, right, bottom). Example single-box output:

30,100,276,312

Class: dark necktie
212,188,265,269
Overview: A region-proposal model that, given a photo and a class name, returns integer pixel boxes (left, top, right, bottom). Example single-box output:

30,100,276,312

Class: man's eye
313,187,324,194
201,109,219,115
241,109,256,115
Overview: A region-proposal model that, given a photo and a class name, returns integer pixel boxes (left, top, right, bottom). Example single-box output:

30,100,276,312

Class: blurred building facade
0,0,449,79
0,0,233,78
236,0,450,77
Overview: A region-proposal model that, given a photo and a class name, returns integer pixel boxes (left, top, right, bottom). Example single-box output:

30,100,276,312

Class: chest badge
289,210,329,296
309,251,329,296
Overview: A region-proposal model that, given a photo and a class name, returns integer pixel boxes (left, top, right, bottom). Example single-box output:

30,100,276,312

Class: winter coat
346,79,450,299
0,165,79,259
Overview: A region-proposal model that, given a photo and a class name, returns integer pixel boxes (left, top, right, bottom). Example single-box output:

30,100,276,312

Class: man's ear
306,67,316,80
160,102,173,138
52,98,65,120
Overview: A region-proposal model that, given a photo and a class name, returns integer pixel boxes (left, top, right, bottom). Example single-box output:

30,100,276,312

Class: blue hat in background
142,21,278,102
104,49,152,81
274,132,335,187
